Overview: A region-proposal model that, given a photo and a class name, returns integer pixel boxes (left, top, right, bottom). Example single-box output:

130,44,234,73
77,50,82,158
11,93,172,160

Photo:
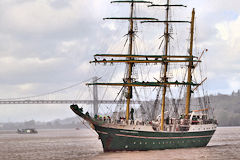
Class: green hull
94,125,215,152
70,104,215,152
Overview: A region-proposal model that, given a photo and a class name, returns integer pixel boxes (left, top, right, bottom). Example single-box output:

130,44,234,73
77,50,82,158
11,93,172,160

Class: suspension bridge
0,100,148,105
0,77,153,115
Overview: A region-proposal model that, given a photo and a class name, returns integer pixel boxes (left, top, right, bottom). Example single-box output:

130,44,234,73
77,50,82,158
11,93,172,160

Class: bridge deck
0,100,154,104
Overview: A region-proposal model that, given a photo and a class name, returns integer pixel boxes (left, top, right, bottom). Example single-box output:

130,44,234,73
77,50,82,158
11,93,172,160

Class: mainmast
185,8,195,118
141,0,190,130
143,0,188,131
125,1,134,120
160,0,170,131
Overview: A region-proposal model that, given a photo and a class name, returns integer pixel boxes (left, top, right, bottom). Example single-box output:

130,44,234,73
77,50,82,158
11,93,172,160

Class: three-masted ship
71,0,217,152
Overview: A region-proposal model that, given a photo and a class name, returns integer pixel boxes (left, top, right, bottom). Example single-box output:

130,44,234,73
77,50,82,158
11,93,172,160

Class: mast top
105,0,157,21
104,17,157,21
111,0,152,3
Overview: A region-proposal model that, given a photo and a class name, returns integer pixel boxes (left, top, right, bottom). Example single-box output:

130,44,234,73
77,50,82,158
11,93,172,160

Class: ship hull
94,125,215,152
70,105,216,152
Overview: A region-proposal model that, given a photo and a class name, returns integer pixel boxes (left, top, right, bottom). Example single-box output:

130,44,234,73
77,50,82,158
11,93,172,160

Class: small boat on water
17,128,38,134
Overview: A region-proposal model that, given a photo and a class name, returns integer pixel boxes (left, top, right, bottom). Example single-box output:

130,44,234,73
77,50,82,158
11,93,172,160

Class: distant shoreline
1,125,239,131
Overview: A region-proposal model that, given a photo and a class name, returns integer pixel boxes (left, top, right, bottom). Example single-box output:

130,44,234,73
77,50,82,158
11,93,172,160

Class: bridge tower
93,76,99,116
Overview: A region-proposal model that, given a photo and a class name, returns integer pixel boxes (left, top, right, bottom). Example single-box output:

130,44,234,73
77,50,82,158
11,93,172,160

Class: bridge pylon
93,76,99,116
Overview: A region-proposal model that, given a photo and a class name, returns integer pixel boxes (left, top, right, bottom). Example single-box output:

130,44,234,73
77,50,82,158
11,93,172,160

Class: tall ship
71,0,217,152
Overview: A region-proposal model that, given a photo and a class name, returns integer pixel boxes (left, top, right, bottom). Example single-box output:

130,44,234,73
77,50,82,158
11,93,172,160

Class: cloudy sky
0,0,239,122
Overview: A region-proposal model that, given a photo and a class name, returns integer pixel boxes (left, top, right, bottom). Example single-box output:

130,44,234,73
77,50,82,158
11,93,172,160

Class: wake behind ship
71,0,217,152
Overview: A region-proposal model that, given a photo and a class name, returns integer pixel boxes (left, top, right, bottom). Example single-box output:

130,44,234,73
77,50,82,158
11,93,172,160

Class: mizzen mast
185,8,195,118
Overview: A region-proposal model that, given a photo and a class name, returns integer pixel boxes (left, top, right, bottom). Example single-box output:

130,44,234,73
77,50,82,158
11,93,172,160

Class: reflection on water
0,127,239,160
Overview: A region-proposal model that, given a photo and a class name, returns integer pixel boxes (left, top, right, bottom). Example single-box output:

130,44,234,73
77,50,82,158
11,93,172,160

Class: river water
0,127,239,160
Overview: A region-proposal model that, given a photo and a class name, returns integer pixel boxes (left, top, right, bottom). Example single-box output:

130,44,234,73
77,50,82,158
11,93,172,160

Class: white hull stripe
97,130,212,140
114,133,212,140
97,131,108,135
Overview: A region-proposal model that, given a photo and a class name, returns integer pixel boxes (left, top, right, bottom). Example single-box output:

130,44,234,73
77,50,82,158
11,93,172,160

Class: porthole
134,142,136,144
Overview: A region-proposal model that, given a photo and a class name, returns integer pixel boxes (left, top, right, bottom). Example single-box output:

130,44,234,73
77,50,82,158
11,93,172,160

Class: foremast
100,0,155,120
